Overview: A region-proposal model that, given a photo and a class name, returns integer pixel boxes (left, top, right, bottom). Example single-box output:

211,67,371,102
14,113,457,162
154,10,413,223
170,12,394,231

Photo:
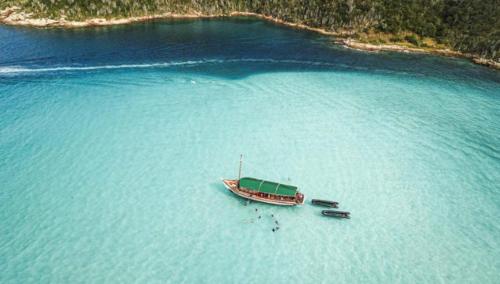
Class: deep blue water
1,18,499,283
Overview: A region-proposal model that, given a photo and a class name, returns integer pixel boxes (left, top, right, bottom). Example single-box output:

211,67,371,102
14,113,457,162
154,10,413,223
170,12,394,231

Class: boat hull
222,179,303,206
311,199,339,208
321,210,350,218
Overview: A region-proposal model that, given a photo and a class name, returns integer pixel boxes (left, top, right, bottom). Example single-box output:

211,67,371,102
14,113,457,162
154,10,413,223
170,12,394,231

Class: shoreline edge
1,7,498,70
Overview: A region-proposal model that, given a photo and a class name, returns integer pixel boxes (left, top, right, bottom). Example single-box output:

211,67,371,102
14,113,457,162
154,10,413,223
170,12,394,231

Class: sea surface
1,18,499,283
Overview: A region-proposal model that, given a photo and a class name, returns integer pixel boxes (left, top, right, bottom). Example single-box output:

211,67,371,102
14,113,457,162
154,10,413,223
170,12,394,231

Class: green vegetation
2,0,498,60
404,35,421,47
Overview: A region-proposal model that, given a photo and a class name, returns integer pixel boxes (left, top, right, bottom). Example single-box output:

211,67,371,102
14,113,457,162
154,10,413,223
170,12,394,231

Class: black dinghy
312,199,339,208
322,210,350,219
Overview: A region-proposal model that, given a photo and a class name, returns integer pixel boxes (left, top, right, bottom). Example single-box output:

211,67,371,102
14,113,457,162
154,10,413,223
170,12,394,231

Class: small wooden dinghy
311,199,338,208
322,210,350,218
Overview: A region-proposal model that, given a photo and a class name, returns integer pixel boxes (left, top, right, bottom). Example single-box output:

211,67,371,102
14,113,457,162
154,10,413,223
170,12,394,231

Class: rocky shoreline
334,39,499,70
0,6,221,27
1,6,498,70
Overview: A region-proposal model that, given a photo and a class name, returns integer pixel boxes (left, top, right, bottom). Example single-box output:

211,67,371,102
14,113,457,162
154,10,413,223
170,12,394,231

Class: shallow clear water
1,18,499,283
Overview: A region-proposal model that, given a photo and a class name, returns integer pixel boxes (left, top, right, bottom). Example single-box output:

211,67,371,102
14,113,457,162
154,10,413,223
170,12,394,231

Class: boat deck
223,179,303,206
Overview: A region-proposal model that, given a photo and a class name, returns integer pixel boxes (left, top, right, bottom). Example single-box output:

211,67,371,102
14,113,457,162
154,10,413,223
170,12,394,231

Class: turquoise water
1,18,500,283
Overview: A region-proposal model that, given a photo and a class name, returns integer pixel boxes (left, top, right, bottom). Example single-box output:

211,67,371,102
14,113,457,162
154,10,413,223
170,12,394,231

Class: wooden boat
311,199,339,208
321,210,350,218
222,156,305,206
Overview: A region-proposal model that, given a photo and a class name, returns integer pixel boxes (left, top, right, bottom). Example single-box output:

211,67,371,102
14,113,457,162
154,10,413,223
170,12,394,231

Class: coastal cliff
1,0,498,69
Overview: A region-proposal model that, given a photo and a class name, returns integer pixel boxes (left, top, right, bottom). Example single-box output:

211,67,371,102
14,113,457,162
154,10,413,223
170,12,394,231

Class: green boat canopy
239,177,298,197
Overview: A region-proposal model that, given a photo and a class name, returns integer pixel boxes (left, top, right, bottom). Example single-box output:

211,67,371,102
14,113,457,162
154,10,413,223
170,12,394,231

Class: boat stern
296,192,305,205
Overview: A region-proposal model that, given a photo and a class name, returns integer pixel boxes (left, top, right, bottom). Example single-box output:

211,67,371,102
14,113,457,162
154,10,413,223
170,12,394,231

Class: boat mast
238,154,243,181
